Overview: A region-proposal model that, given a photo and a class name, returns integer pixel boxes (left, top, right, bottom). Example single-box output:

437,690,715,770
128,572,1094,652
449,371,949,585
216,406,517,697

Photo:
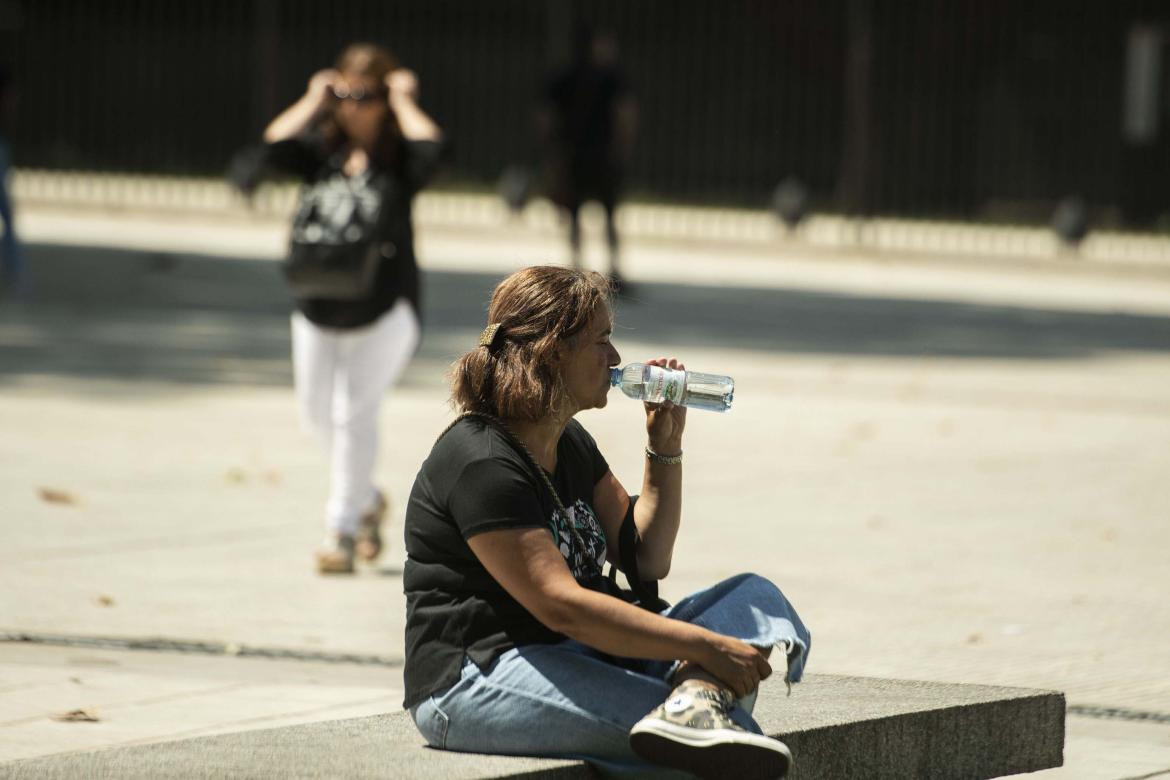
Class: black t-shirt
259,134,444,329
402,416,610,709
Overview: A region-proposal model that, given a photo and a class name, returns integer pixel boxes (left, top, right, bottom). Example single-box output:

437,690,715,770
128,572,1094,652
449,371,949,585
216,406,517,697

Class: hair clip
478,323,503,349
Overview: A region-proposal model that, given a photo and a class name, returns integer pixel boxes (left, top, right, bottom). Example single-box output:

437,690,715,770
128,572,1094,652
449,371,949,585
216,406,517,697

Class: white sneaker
629,681,792,779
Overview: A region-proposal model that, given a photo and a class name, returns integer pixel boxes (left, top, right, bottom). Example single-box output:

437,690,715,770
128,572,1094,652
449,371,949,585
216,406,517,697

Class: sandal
315,534,356,575
355,489,389,562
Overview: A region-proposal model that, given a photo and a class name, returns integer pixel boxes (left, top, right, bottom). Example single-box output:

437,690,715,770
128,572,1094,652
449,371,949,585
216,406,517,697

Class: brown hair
335,42,398,86
320,42,401,163
451,266,613,422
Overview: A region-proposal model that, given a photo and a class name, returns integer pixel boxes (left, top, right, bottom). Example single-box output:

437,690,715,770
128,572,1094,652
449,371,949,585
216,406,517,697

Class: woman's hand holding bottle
643,357,687,456
610,360,735,413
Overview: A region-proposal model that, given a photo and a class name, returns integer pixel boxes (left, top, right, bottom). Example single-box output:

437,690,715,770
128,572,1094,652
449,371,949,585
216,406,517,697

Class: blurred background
6,0,1170,225
1,2,1169,778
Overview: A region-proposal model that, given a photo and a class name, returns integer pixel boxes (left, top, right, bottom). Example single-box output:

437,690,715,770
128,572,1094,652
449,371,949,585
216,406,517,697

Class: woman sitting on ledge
402,265,811,778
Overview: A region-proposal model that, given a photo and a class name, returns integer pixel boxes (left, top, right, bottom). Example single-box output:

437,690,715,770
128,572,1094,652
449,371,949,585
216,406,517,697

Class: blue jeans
410,573,811,777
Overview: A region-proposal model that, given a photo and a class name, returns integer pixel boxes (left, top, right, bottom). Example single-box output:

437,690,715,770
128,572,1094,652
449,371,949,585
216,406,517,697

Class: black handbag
282,172,393,300
283,236,393,300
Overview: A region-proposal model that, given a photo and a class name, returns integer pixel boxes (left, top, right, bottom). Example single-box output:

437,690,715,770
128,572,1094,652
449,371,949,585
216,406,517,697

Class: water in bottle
609,363,734,412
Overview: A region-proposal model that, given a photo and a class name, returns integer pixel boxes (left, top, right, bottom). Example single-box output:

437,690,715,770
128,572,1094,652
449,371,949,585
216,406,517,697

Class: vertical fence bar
7,0,1167,227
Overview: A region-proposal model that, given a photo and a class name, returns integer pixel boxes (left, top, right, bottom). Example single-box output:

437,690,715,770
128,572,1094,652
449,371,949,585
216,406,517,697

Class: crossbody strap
607,495,669,612
437,413,598,579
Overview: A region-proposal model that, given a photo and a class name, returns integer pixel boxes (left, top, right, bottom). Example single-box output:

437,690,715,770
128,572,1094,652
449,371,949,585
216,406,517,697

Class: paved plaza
2,200,1169,777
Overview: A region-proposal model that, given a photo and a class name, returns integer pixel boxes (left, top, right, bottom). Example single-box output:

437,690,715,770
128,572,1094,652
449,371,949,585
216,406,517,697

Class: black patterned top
402,416,611,708
246,134,444,329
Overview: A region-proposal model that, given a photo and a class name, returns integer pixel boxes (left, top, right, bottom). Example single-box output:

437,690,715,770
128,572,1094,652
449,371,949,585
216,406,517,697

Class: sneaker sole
629,718,791,779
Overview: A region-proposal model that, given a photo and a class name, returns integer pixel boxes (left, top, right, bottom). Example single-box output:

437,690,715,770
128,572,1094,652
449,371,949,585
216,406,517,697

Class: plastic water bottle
609,363,734,412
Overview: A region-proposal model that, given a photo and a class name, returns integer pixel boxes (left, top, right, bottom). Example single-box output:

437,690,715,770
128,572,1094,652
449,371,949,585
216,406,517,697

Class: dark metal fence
5,0,1170,226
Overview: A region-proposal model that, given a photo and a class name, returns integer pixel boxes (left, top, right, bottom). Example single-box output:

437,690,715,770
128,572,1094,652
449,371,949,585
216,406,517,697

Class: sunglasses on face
331,84,385,104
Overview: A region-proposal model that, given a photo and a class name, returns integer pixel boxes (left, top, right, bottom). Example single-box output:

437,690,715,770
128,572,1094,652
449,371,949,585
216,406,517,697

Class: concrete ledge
0,674,1064,779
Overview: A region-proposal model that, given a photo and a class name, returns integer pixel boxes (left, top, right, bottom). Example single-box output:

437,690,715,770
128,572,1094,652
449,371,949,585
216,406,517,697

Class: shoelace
683,682,737,724
690,683,733,708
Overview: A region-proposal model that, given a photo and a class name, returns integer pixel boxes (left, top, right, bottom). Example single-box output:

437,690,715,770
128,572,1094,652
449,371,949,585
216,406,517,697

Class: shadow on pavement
3,243,1169,389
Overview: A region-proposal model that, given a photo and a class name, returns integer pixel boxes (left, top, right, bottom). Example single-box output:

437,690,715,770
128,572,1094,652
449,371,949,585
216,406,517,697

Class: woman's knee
724,571,772,590
716,572,795,607
680,572,779,610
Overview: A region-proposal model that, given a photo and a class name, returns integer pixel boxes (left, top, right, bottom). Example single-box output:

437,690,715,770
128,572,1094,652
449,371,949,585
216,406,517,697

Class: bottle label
646,366,685,404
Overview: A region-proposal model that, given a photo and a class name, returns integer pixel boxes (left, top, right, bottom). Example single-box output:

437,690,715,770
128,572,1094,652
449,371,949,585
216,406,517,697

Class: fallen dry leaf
51,709,100,723
849,421,876,440
38,488,78,506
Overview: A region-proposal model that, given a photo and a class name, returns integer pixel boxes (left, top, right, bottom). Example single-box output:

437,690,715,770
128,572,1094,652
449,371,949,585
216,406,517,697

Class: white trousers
291,300,420,535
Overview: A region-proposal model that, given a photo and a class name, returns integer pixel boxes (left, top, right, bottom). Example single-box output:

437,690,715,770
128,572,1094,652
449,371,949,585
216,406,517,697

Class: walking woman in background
250,43,444,574
403,266,810,778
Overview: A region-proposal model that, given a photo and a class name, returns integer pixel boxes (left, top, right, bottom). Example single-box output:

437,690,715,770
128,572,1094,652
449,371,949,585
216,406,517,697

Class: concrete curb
0,675,1064,779
10,168,1170,271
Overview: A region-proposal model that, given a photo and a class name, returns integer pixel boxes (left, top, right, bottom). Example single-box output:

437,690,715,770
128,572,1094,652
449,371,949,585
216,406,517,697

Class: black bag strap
616,496,641,583
607,495,670,612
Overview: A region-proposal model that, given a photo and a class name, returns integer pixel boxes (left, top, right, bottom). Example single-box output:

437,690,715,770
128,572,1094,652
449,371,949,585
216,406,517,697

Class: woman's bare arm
592,357,687,580
386,69,442,141
263,69,337,144
467,526,771,698
592,466,678,582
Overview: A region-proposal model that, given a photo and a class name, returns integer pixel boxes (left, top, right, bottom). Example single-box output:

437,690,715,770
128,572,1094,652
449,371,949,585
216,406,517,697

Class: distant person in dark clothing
240,43,444,574
0,66,22,295
538,28,637,291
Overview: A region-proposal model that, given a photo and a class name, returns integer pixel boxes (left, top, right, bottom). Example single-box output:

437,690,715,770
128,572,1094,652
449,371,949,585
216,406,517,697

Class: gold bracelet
645,446,683,465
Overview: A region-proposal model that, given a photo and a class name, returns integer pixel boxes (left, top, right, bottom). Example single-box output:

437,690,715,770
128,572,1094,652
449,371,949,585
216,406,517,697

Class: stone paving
2,200,1170,777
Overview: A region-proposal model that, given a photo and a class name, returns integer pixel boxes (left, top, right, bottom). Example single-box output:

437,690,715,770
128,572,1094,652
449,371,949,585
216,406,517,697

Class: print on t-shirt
550,499,607,579
291,169,382,246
